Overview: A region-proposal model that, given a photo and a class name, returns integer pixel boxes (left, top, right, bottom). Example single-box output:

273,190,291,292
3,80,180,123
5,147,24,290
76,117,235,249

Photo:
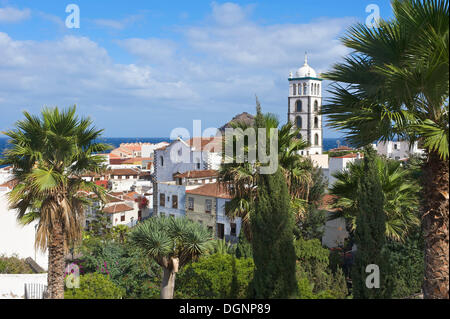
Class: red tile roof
109,168,140,176
120,157,153,164
186,183,232,199
103,203,134,214
186,137,222,152
0,179,18,190
332,153,362,159
329,146,354,152
174,170,218,179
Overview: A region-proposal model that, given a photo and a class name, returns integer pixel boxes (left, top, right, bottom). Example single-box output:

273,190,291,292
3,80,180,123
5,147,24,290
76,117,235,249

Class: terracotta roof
0,179,18,189
109,168,140,176
106,194,123,203
186,183,232,199
103,203,134,214
186,137,222,152
329,146,354,152
123,191,139,201
80,171,106,178
332,153,362,159
174,170,218,179
109,158,128,165
319,194,341,212
121,157,153,164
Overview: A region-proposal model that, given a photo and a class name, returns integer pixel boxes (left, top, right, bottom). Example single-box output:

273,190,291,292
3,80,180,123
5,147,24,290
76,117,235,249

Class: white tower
288,54,323,155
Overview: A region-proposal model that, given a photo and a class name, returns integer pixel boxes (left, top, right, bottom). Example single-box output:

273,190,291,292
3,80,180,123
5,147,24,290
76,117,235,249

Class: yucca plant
1,106,110,299
129,217,213,299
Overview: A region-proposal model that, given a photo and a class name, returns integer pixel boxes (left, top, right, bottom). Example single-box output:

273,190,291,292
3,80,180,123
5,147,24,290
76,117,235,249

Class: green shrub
176,253,254,299
64,273,124,299
295,238,348,298
0,254,34,274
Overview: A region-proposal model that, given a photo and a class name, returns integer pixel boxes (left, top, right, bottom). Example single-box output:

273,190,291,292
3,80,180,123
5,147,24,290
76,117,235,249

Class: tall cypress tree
251,168,298,298
352,147,391,298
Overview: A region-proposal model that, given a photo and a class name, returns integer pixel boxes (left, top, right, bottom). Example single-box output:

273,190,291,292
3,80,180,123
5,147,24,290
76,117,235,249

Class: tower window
296,100,302,112
314,134,319,146
314,100,319,112
314,117,319,128
160,156,164,167
303,83,307,95
317,84,320,95
293,84,296,96
296,116,302,129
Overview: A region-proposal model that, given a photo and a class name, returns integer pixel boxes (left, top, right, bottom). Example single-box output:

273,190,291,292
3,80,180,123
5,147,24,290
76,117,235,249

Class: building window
197,163,201,169
296,116,302,129
160,156,164,167
296,100,302,112
314,100,319,112
188,197,194,211
230,223,237,237
394,144,398,150
314,117,319,128
205,199,212,213
172,195,178,209
160,193,165,207
293,84,296,95
303,83,307,95
120,213,125,222
317,83,320,94
314,134,319,146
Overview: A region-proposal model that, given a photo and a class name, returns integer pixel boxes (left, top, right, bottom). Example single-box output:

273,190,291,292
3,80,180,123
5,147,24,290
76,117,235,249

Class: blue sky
0,0,393,138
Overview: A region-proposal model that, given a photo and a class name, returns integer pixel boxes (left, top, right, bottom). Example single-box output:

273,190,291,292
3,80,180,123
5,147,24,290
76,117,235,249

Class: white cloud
0,3,355,136
0,6,31,23
94,15,143,30
117,38,177,64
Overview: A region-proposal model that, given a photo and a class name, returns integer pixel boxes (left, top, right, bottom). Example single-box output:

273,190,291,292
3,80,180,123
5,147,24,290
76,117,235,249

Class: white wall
217,198,242,240
0,191,48,270
322,212,348,248
157,183,187,218
328,156,359,187
0,274,47,299
375,141,424,160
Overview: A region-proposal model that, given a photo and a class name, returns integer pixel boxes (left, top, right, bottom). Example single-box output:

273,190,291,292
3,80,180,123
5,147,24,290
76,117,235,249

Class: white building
0,166,13,185
288,54,323,155
0,183,48,270
157,170,219,218
109,168,142,192
373,140,424,160
153,137,222,216
328,153,363,187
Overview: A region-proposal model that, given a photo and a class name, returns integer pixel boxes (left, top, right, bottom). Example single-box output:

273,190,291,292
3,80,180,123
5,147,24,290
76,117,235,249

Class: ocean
0,137,341,166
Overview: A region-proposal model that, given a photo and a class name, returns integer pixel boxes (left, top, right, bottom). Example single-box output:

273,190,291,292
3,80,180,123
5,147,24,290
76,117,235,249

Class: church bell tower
287,54,323,155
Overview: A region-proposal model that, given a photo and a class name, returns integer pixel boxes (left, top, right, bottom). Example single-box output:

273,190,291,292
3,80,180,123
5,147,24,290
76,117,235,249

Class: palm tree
129,217,212,299
0,106,110,299
219,103,312,240
322,0,448,298
329,152,420,241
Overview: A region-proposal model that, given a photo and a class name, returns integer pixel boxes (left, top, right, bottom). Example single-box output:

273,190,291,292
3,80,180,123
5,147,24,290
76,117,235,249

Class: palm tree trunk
161,267,176,299
422,151,449,299
47,222,66,299
160,267,176,299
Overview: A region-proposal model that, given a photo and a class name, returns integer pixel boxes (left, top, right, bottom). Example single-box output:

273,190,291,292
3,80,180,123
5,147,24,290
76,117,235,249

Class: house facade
185,183,241,242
